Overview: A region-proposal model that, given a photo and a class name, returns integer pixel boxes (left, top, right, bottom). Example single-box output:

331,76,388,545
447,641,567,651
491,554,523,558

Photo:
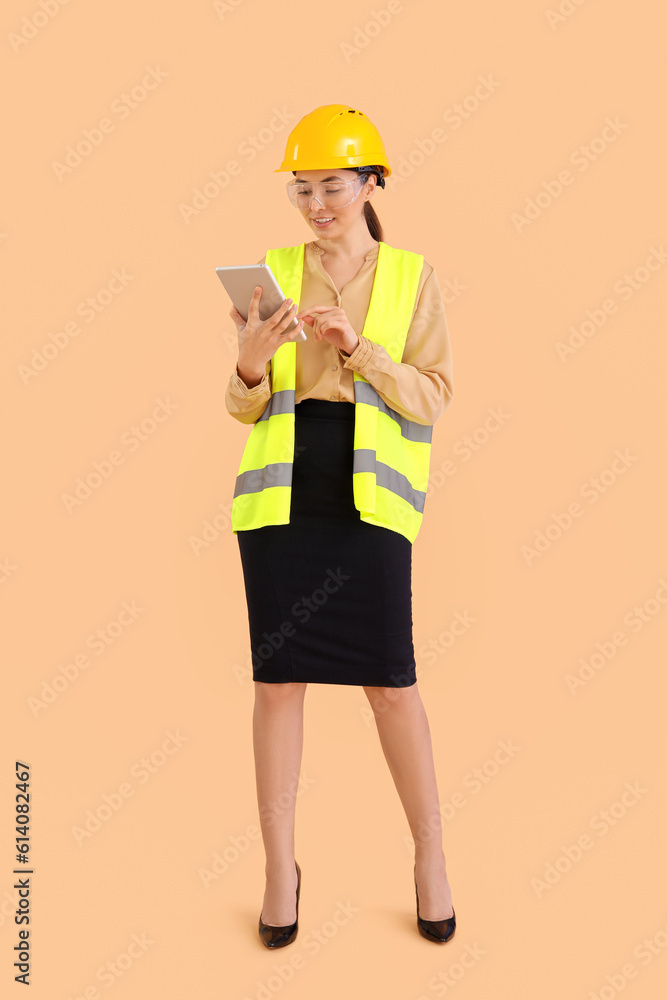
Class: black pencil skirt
236,398,417,686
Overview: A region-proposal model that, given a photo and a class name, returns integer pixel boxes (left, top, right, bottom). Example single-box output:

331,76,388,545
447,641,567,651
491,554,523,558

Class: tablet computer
215,264,307,341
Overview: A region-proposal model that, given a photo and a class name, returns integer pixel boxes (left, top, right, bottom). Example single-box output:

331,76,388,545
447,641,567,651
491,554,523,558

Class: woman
224,104,456,947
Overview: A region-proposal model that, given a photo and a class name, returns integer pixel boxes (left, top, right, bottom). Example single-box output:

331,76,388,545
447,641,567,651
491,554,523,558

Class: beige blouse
224,241,454,426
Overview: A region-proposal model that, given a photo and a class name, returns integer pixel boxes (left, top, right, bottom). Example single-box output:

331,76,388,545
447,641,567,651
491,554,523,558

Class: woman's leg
363,682,454,920
253,680,307,924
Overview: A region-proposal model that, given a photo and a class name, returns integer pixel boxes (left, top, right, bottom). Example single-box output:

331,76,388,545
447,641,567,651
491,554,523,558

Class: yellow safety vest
231,240,433,543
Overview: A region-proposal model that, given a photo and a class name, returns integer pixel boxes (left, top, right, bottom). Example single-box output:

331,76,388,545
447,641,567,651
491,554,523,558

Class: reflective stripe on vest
231,241,431,543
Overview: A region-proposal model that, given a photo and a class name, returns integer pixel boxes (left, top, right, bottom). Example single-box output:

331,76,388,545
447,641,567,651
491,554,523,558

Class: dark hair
353,167,384,243
291,166,385,243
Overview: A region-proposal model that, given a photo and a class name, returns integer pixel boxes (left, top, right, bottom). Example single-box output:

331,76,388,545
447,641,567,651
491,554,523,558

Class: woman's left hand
296,305,360,355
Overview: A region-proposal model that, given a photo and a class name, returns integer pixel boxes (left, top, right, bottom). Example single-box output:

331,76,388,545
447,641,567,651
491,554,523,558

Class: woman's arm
224,362,272,424
337,263,454,425
224,256,273,424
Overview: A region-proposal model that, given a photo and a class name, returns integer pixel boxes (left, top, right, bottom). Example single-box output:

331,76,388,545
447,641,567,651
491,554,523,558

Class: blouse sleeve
224,255,272,424
337,263,454,425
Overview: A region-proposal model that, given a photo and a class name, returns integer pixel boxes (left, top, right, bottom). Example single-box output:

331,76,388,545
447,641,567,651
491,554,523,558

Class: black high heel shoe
414,862,456,943
258,861,301,949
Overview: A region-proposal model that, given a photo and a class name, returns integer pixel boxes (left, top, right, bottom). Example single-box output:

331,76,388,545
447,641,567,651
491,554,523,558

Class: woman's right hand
229,286,305,379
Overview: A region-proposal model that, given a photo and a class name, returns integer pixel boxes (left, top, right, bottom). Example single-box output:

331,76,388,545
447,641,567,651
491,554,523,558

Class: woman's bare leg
363,682,454,920
253,681,307,924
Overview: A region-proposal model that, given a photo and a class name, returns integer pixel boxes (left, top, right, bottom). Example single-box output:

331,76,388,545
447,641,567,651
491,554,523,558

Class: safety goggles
286,175,365,210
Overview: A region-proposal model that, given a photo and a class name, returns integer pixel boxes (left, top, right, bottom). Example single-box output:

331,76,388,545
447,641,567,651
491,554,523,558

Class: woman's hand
296,305,360,355
229,287,306,378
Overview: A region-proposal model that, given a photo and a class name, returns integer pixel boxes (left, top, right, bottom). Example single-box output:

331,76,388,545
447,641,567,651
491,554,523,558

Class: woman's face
292,168,376,237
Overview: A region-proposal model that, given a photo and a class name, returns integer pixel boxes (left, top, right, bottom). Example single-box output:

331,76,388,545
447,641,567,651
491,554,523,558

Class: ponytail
363,195,383,243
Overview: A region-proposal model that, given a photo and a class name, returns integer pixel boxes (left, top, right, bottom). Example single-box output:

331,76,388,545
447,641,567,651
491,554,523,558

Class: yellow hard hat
275,104,391,181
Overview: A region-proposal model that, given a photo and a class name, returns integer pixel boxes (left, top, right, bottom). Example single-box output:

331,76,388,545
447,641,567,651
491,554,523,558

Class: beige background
2,0,666,997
